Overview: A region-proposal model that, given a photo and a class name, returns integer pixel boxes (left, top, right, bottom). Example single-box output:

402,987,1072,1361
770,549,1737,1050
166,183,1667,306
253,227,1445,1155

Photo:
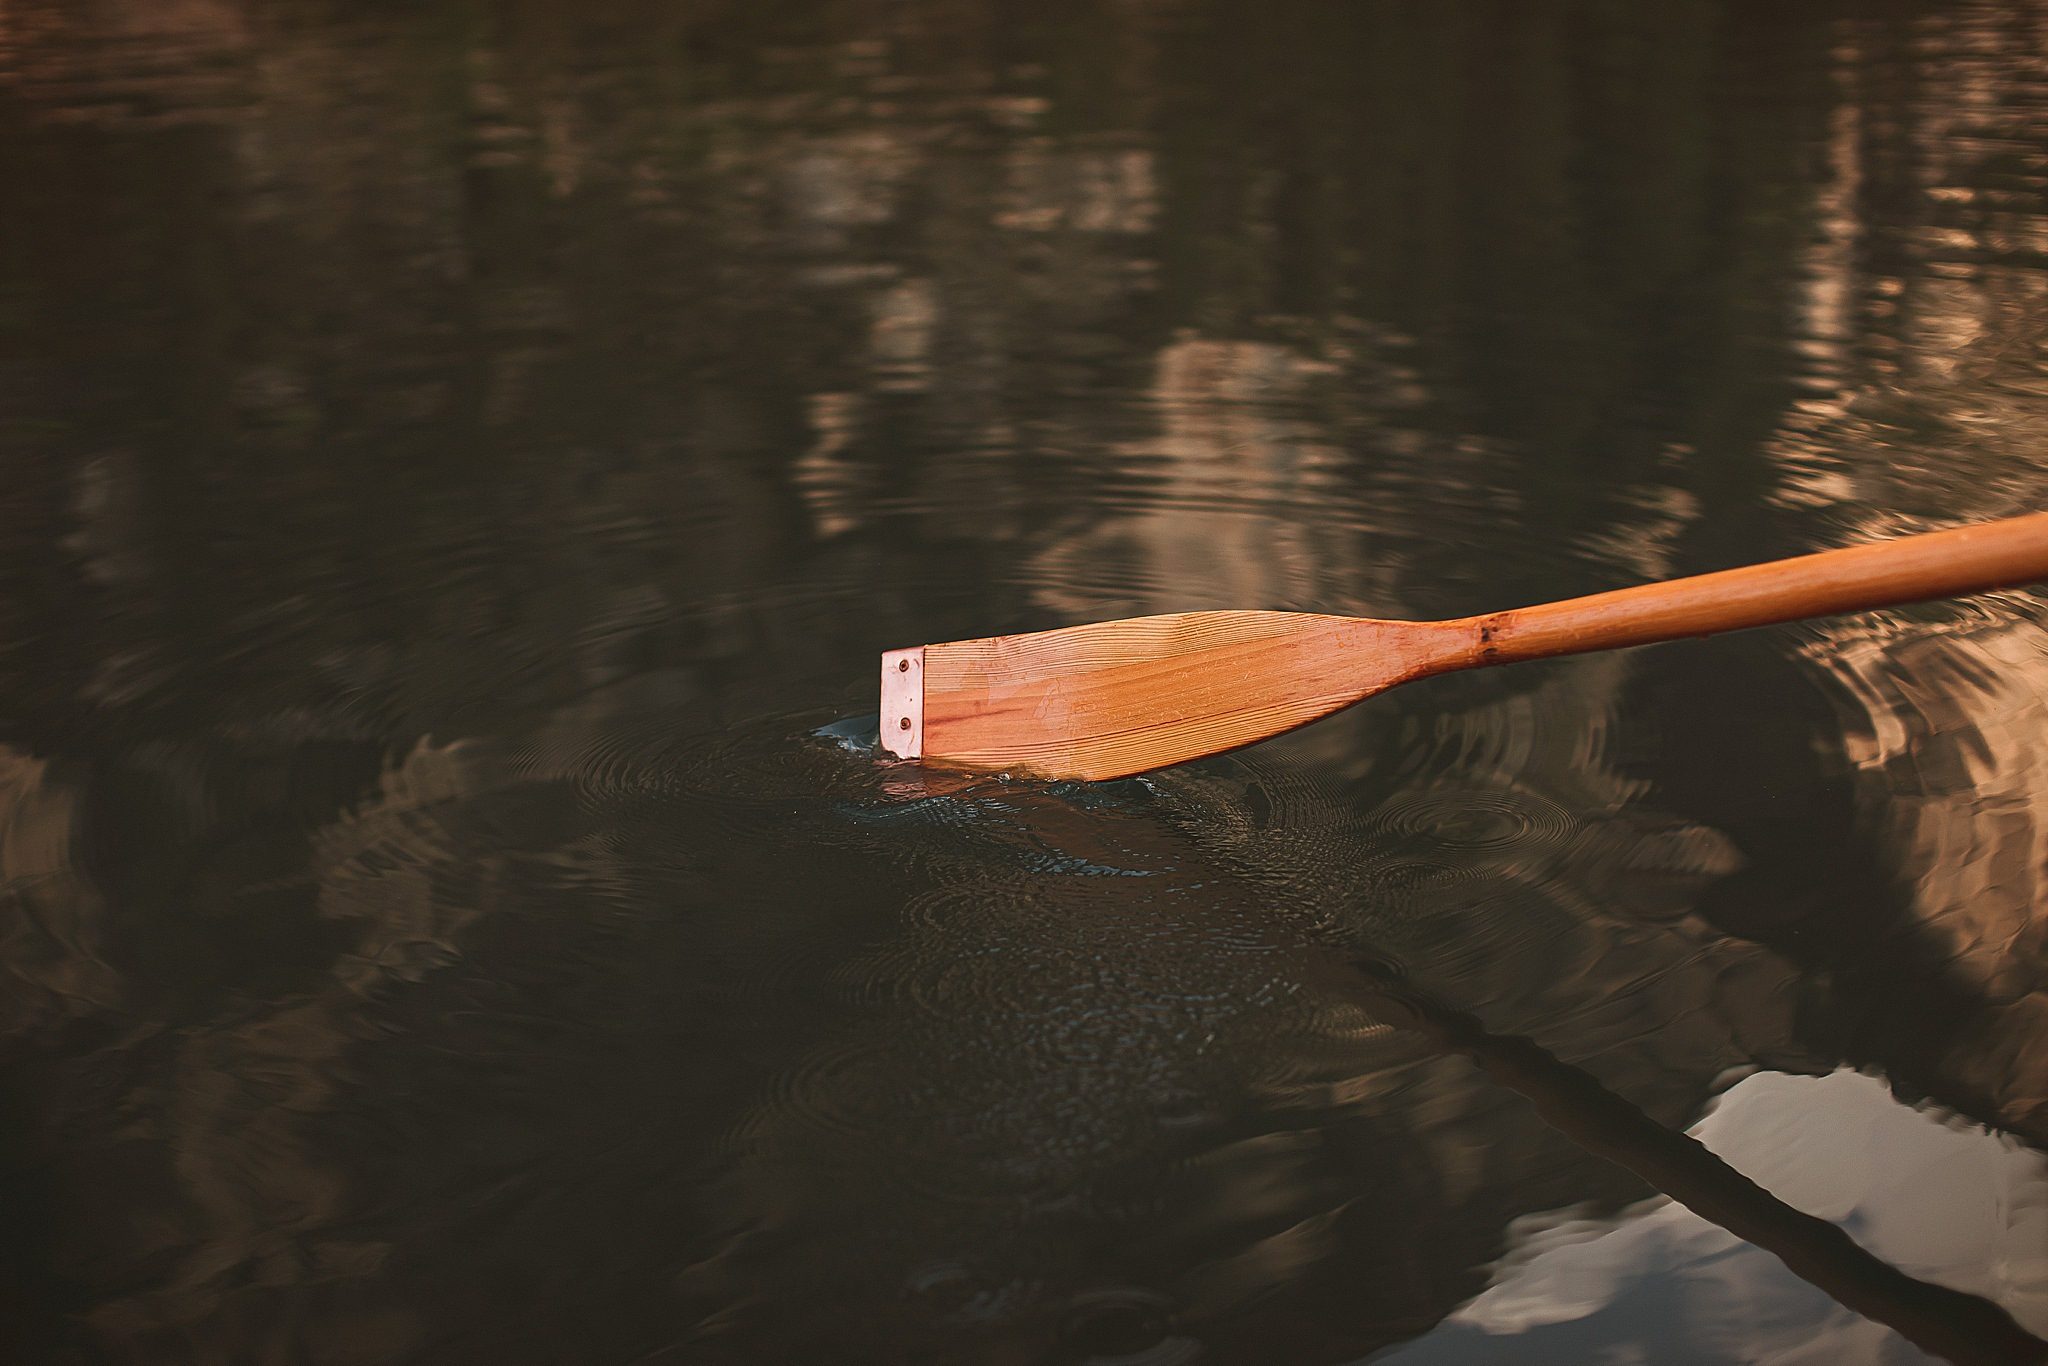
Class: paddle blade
879,611,1457,781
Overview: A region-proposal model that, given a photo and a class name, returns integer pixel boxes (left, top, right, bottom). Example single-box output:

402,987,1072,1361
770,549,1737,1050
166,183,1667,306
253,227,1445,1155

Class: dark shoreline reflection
5,1,2048,1363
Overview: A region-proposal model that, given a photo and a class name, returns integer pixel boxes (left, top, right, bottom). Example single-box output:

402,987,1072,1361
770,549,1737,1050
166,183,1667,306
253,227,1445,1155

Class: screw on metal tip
899,717,912,730
898,659,910,672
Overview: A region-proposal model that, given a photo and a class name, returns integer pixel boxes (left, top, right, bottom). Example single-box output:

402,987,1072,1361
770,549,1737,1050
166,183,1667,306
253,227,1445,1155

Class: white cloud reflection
1371,1069,2048,1364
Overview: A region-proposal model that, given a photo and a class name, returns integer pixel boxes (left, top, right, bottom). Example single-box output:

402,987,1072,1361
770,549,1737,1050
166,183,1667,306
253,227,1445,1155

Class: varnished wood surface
1465,511,2048,667
917,611,1459,780
892,512,2048,781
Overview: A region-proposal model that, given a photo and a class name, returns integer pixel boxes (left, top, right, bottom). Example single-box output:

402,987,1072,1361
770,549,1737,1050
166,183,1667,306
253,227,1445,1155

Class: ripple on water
651,714,890,811
727,1031,921,1150
870,879,1198,1027
1350,852,1495,911
696,693,1701,1301
1059,1289,1199,1366
515,708,1051,887
1080,764,1350,942
1364,785,1579,854
512,707,877,807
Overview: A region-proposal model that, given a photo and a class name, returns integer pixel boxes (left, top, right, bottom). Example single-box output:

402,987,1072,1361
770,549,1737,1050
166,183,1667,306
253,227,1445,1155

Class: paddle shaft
1451,511,2048,671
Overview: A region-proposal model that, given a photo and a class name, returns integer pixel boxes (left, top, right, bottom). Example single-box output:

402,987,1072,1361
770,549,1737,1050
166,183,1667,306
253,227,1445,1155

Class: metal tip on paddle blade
879,647,923,759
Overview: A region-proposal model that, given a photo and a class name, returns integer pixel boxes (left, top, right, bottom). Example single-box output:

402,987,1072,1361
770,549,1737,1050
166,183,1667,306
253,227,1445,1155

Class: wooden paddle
879,511,2048,781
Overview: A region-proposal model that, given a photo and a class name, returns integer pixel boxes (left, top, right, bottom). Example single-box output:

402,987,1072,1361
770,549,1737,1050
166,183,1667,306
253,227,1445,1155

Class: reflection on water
5,1,2048,1363
1384,1069,2048,1365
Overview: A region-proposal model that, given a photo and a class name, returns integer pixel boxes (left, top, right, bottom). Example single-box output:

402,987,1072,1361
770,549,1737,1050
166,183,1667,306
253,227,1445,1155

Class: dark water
6,2,2048,1362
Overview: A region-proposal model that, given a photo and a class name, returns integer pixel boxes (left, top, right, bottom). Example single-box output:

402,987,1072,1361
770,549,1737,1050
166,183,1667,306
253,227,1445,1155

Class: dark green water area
5,2,2048,1362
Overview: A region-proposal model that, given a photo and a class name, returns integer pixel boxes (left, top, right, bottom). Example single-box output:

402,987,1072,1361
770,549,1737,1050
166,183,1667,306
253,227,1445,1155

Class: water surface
5,2,2048,1362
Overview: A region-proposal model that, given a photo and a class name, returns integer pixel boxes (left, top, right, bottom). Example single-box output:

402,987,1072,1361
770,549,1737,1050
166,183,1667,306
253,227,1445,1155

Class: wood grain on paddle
882,511,2048,781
